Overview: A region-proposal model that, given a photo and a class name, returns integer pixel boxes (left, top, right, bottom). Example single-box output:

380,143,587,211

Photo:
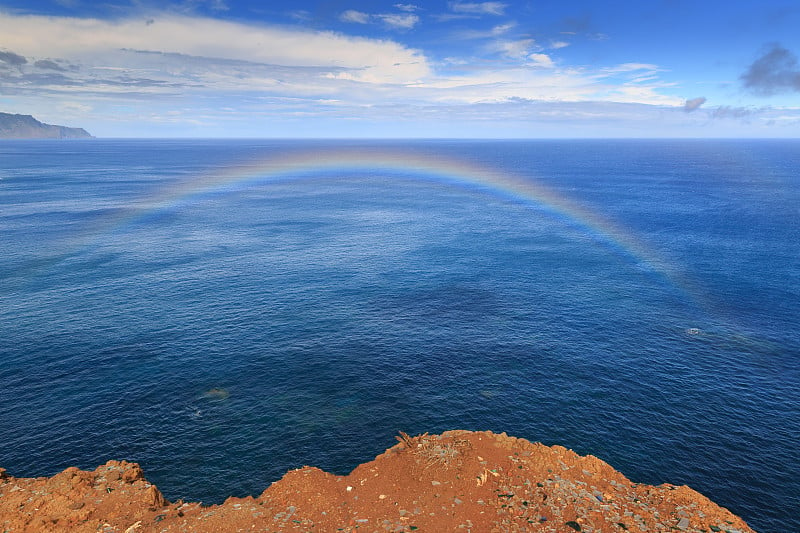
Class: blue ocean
1,139,797,532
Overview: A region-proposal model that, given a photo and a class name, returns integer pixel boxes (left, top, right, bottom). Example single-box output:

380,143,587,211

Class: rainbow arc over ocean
72,147,696,301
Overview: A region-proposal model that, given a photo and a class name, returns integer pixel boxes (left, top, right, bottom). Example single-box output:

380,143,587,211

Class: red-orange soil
0,430,754,532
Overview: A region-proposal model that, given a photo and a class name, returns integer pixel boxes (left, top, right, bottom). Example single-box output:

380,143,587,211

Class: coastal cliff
0,112,92,139
0,431,753,532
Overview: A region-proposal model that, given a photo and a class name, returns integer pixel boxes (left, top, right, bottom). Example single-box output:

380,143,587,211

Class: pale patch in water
202,388,230,400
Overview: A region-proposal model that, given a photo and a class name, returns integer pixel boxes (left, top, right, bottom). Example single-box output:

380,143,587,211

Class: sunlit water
1,139,798,532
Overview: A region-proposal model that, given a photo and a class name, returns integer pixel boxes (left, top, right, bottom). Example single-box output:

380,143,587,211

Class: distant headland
0,112,92,139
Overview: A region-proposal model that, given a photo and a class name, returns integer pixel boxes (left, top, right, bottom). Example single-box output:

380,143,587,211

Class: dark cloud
103,75,198,89
122,48,348,75
34,59,68,72
684,97,706,112
0,68,197,99
711,106,755,120
741,43,800,95
0,50,28,66
19,72,78,86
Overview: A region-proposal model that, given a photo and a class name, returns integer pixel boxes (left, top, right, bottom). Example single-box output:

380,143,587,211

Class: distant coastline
0,112,92,139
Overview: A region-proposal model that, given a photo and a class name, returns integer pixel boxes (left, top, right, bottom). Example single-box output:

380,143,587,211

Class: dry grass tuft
396,431,470,469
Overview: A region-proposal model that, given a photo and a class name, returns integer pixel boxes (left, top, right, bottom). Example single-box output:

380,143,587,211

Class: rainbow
66,147,695,299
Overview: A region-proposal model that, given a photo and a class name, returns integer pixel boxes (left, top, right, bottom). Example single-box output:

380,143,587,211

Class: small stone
677,517,690,530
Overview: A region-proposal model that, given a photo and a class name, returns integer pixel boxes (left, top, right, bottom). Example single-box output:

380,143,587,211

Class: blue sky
1,0,799,137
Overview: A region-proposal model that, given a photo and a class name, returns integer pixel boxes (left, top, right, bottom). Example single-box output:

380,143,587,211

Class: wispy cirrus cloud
340,10,370,24
491,38,536,58
377,13,420,30
449,2,507,16
527,53,554,68
339,9,420,30
452,22,515,40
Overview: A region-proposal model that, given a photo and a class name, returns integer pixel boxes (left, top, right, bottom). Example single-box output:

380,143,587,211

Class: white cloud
0,11,714,136
528,53,554,68
449,2,507,16
605,63,661,73
493,39,536,58
404,60,684,108
54,101,94,117
340,10,419,30
453,22,515,40
288,10,312,22
0,12,430,84
550,40,569,49
603,85,680,106
340,10,370,24
491,23,516,35
376,13,419,30
394,4,419,12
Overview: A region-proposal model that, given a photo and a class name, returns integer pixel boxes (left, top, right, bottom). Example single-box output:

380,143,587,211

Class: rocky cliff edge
0,431,754,532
